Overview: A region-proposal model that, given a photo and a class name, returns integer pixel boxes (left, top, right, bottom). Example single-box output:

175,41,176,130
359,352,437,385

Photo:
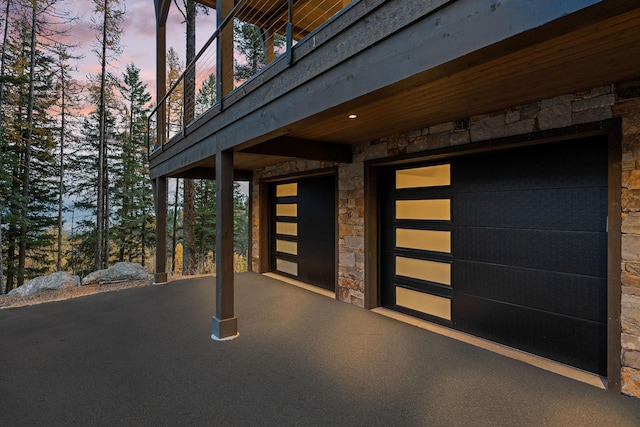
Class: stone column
212,148,238,340
616,84,640,398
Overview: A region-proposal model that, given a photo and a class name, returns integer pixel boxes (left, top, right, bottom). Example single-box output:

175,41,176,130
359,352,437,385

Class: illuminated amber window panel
396,199,450,221
276,222,298,236
396,229,451,253
396,287,451,320
396,256,451,285
276,239,298,255
276,203,298,217
276,183,298,197
396,164,450,189
276,258,298,276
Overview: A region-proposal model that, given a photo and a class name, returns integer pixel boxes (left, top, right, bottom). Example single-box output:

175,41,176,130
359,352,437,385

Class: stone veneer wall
251,80,640,397
617,81,640,398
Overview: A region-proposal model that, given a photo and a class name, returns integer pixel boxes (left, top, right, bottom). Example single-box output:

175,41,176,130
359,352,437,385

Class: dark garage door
379,137,608,375
270,174,336,291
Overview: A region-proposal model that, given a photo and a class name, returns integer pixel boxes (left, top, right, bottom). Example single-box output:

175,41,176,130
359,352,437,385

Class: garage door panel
379,136,609,376
271,175,336,291
452,187,607,231
453,138,608,193
453,227,607,277
454,294,607,376
455,260,607,323
297,176,336,290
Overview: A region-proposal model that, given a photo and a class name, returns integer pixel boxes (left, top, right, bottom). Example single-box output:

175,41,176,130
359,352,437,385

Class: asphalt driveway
1,272,640,426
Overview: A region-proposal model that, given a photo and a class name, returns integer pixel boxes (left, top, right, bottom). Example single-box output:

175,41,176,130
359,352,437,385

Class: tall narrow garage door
379,137,608,375
270,174,336,291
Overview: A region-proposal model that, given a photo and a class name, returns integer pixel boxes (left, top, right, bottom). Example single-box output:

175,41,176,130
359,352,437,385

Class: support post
247,174,253,272
212,149,238,340
153,176,168,283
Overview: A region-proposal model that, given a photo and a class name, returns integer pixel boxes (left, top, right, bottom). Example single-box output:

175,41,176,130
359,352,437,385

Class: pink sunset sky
69,0,217,98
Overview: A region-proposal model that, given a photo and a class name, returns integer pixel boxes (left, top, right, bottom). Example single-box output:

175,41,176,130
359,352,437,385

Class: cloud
64,0,220,101
122,0,157,40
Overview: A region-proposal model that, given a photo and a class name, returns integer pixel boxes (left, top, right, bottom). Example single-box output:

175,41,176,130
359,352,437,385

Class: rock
8,271,80,297
82,262,152,285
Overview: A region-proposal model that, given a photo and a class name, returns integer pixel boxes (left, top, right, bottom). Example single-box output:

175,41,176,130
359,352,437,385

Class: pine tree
112,63,153,265
1,1,71,289
233,182,248,257
91,0,125,270
67,107,118,277
194,73,216,117
51,43,82,272
234,21,285,82
166,46,183,140
0,0,12,294
173,0,209,276
194,179,215,273
169,177,182,273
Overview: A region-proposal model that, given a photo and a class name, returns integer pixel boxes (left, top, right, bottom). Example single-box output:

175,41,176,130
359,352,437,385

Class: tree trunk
6,219,15,293
198,183,208,274
141,214,146,267
104,157,109,268
17,3,38,287
183,179,196,274
182,0,197,275
6,164,19,292
0,0,10,116
0,202,4,295
70,209,75,275
57,58,66,272
95,0,109,271
171,178,179,273
0,0,11,294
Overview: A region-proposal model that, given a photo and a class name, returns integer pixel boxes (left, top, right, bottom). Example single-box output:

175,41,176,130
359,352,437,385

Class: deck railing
148,0,354,157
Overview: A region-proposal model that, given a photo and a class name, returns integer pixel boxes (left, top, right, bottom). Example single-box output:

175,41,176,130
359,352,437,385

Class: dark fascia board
242,137,352,163
171,167,252,181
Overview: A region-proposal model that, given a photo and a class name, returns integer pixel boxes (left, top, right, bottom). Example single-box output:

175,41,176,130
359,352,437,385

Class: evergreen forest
0,0,256,295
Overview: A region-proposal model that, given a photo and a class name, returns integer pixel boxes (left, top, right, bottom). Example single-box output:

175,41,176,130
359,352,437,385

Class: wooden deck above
194,0,352,39
150,0,640,179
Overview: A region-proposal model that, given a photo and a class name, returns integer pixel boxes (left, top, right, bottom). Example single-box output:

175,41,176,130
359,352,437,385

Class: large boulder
8,271,80,297
82,262,152,285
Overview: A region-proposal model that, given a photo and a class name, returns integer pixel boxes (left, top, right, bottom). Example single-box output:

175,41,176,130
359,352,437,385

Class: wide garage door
379,137,608,375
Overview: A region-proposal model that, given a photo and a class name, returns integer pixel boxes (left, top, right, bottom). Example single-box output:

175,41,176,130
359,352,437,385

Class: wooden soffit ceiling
285,5,640,144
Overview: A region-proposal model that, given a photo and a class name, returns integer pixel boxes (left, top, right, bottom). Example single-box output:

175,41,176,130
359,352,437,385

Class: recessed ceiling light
348,114,358,119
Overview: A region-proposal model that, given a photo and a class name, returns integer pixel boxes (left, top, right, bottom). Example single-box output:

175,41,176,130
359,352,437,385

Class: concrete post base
212,316,239,341
154,272,168,284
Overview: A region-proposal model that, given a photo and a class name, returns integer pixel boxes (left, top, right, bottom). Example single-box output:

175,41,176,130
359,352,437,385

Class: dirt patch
0,280,152,309
0,274,216,310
